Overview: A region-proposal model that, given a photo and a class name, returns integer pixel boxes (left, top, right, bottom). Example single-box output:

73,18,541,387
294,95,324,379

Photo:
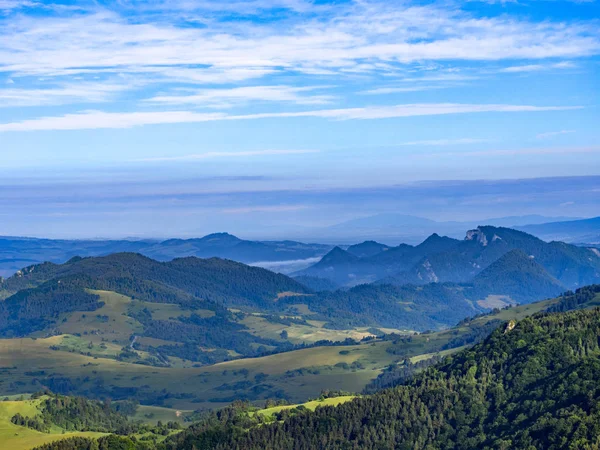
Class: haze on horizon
0,0,599,239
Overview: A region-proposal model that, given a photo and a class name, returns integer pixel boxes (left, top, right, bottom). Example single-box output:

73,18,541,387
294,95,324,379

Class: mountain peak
417,233,460,252
346,240,390,258
200,232,241,241
318,246,360,265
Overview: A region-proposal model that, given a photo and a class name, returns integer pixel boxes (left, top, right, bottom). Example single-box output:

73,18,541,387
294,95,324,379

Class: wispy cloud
0,104,581,132
361,85,447,95
136,149,320,162
500,61,577,73
0,81,132,107
1,2,598,85
147,85,333,107
0,0,37,12
536,130,576,139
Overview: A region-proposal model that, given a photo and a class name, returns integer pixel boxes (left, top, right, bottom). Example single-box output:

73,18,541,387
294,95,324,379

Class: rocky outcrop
465,228,488,246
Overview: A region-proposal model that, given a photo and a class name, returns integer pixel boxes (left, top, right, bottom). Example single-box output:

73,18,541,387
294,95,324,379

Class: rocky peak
465,228,488,246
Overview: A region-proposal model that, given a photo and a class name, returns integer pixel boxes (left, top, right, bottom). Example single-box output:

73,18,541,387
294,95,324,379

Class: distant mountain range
0,233,332,278
294,213,584,244
2,225,600,349
516,216,600,244
2,214,596,279
294,226,600,302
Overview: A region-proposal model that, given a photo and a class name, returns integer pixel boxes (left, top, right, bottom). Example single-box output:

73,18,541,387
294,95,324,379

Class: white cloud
0,0,37,11
536,130,576,139
361,85,447,95
0,81,131,106
0,2,597,84
0,103,581,132
501,61,577,73
148,85,333,107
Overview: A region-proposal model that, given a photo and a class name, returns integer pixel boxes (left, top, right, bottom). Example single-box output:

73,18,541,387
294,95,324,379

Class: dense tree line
160,308,600,449
0,276,102,336
546,284,600,313
0,252,310,310
290,282,480,331
11,393,137,434
32,435,154,450
362,355,443,394
11,412,48,432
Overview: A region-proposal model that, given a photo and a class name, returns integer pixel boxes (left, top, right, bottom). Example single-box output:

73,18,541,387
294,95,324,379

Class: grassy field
0,336,402,409
48,290,144,346
0,398,105,450
409,345,468,364
2,290,593,412
253,395,357,420
129,405,194,425
240,315,376,344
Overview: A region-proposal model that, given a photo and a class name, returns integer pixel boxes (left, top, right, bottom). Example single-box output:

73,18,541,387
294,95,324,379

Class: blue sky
0,0,598,238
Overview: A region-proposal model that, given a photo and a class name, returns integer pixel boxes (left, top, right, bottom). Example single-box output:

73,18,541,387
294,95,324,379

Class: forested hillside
162,308,600,449
0,252,310,306
3,288,600,450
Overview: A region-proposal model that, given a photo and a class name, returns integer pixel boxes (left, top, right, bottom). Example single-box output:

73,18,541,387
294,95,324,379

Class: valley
1,226,600,449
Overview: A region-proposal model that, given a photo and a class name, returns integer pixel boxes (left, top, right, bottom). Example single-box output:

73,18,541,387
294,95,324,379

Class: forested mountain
0,253,313,362
297,226,600,292
292,275,339,291
0,252,310,306
141,233,331,265
295,234,462,286
291,283,480,330
469,249,565,301
161,307,600,450
0,233,331,278
346,241,390,258
0,241,588,345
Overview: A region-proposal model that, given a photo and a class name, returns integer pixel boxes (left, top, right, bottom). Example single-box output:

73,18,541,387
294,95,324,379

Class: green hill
470,248,566,302
0,254,314,364
161,307,600,449
0,285,596,414
0,396,107,450
0,252,311,308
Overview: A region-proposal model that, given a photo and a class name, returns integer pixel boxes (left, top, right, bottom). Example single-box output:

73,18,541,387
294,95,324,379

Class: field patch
129,405,194,425
254,395,357,420
0,398,105,450
240,315,375,344
477,295,514,309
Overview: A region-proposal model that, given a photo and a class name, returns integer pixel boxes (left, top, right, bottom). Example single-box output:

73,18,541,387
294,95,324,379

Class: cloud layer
0,0,598,129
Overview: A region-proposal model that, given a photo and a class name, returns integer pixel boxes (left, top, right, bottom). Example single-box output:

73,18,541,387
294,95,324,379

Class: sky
0,0,599,239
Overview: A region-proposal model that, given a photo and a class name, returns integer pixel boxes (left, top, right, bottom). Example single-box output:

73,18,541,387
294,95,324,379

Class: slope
295,233,461,287
469,249,566,302
164,307,600,450
385,226,600,288
0,253,311,307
